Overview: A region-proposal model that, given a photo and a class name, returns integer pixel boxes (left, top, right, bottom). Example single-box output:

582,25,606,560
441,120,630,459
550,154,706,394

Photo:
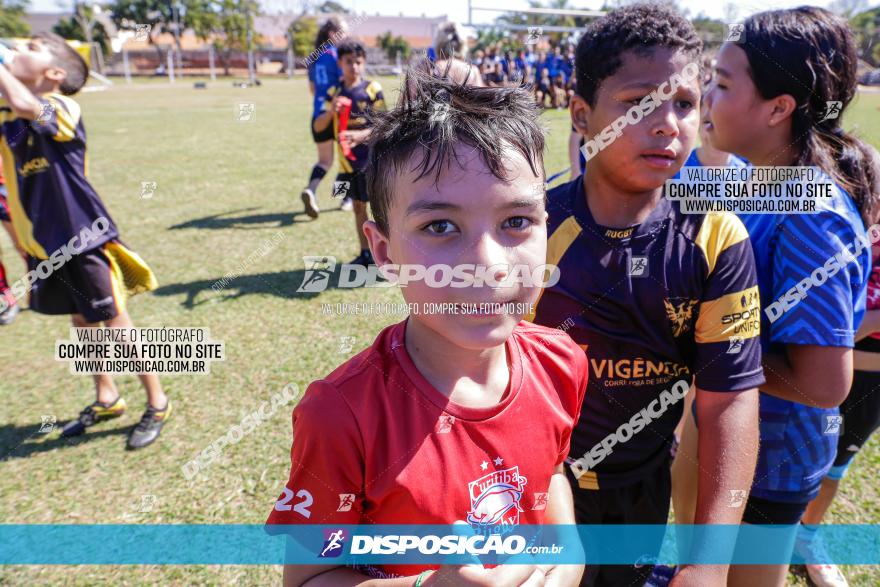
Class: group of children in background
473,44,577,108
289,4,880,587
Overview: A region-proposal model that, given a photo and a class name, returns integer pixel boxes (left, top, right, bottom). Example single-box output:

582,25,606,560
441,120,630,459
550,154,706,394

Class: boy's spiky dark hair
575,2,702,106
365,61,546,236
337,39,366,60
33,32,89,95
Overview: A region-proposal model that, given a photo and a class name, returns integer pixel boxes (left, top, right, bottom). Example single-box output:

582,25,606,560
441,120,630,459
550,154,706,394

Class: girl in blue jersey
700,7,879,586
300,17,345,219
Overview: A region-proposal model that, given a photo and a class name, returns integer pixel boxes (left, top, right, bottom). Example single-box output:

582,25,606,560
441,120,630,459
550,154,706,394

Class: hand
540,563,584,586
333,95,352,113
339,129,369,148
423,563,545,587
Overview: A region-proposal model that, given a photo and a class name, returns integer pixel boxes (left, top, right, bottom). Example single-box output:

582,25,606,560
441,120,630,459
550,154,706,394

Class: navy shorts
334,171,369,203
834,368,880,466
28,245,123,323
311,118,335,143
741,494,809,525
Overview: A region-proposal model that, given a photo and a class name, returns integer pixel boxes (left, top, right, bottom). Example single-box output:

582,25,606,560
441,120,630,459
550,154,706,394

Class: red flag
336,96,356,161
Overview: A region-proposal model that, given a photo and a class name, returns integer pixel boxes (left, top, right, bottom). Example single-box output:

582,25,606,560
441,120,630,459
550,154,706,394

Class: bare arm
312,96,336,132
855,309,880,342
283,564,416,587
672,387,759,586
0,64,41,120
762,345,852,408
541,464,584,586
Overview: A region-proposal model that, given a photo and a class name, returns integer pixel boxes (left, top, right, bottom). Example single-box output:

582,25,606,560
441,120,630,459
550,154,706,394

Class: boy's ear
569,94,591,138
363,220,392,266
44,65,66,85
767,93,797,128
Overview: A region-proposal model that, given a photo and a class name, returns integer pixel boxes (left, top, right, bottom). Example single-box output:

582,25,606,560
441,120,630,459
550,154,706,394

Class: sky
28,0,843,24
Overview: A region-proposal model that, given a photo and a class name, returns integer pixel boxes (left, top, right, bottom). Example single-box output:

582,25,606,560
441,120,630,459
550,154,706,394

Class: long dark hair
315,16,344,49
742,7,880,225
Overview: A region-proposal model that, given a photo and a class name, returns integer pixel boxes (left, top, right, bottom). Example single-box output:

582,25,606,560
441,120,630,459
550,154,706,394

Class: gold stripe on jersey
525,215,582,322
693,211,750,276
695,285,762,344
365,81,386,111
0,135,49,259
46,93,81,142
576,470,599,490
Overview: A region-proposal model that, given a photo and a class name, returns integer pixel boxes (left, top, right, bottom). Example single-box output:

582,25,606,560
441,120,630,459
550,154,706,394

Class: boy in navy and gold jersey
530,5,764,586
0,33,170,449
312,39,385,266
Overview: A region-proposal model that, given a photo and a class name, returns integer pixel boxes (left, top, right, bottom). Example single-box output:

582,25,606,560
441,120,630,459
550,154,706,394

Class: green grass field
0,77,879,585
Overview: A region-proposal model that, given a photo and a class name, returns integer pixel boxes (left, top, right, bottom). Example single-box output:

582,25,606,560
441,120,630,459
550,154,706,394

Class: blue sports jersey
309,47,340,119
679,149,747,173
740,174,869,502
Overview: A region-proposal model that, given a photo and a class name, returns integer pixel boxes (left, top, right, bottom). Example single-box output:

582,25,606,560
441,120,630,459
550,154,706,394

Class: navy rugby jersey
529,175,765,488
0,94,118,259
321,80,385,173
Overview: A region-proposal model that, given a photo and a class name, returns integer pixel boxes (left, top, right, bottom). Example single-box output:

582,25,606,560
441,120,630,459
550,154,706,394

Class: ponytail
742,6,879,225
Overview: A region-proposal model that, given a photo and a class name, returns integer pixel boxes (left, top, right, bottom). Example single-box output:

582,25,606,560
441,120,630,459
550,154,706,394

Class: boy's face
339,53,364,83
572,47,700,193
7,38,58,85
364,143,548,351
703,42,769,160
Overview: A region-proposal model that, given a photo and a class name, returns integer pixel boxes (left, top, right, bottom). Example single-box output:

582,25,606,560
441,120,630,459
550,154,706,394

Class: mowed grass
0,77,878,585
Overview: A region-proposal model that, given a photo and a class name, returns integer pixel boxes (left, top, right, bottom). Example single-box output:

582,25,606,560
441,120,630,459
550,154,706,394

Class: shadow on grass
169,206,342,231
0,422,133,461
153,265,386,309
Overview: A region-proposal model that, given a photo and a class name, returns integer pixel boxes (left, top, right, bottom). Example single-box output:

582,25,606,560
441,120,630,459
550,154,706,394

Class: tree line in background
1,0,879,69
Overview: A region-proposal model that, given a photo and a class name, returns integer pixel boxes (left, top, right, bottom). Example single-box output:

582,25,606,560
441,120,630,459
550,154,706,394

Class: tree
109,0,216,62
376,30,409,62
316,0,348,13
0,0,30,37
53,4,111,56
213,0,259,75
830,0,868,18
850,7,880,66
289,15,317,65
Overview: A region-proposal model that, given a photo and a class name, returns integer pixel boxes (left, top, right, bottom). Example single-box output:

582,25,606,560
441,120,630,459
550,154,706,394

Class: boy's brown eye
424,220,456,234
505,216,532,230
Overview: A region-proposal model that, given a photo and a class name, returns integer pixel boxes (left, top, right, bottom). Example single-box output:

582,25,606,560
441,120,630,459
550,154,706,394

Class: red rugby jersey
266,319,587,578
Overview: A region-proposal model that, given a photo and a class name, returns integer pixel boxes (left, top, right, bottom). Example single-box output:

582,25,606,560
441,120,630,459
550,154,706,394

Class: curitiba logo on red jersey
466,466,528,528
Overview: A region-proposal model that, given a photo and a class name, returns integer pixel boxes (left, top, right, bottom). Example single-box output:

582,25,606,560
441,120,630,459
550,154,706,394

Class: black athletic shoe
126,401,172,450
349,250,375,267
60,397,128,437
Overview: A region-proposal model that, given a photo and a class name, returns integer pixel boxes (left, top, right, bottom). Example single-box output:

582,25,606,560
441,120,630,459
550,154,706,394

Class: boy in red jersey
266,68,588,586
